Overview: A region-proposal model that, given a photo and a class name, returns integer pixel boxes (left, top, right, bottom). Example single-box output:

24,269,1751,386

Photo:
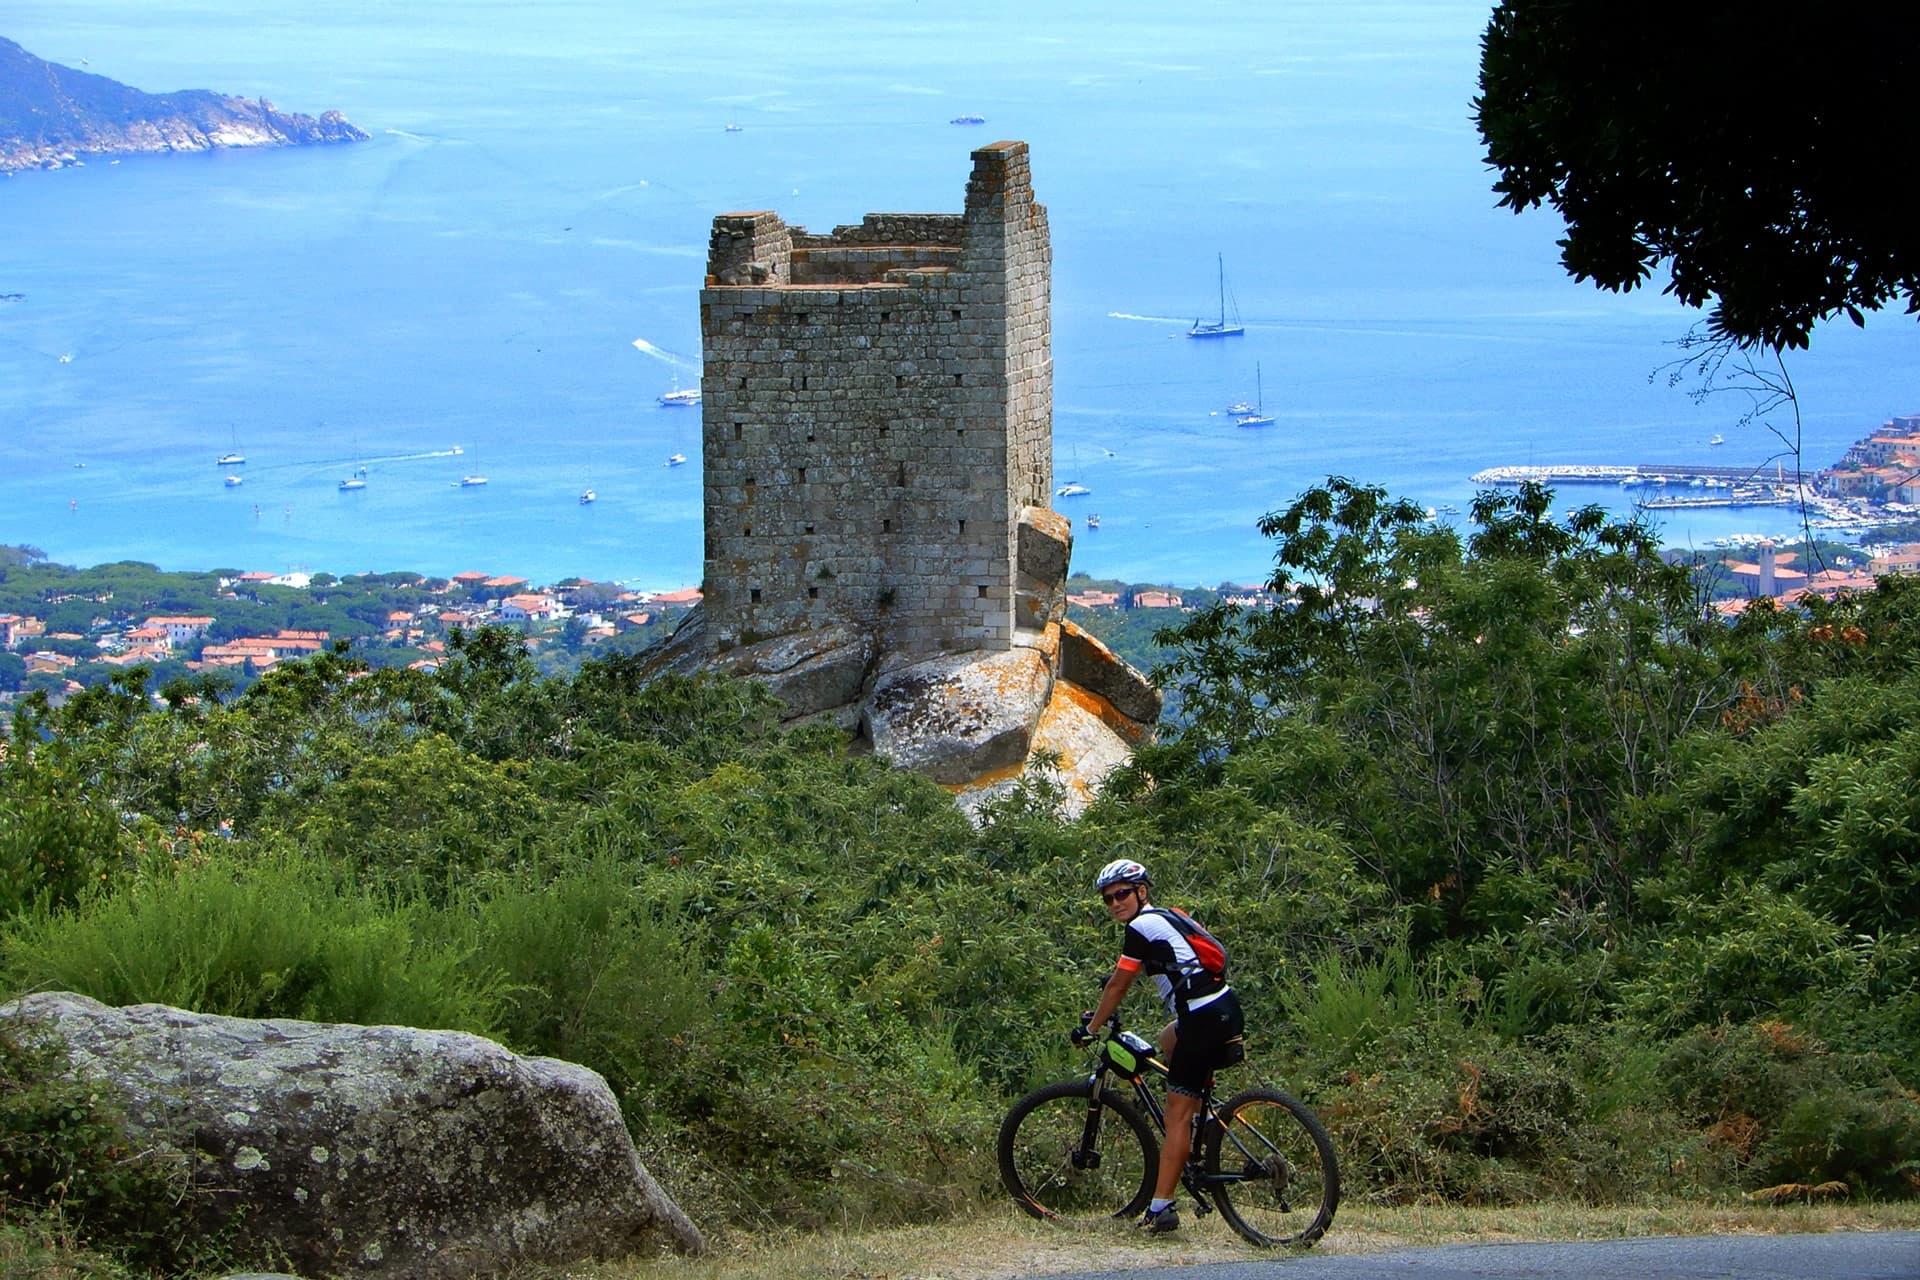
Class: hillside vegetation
3,480,1917,1275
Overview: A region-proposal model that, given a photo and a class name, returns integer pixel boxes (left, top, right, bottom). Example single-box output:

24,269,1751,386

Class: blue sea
4,1,1916,591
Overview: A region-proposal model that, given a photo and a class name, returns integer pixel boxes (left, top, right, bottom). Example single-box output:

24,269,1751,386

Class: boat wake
1107,312,1185,325
631,338,698,369
362,447,467,464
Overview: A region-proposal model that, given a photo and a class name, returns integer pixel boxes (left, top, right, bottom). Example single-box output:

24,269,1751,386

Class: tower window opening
958,519,966,534
977,584,989,598
734,422,743,440
883,518,892,533
750,588,761,603
808,587,819,599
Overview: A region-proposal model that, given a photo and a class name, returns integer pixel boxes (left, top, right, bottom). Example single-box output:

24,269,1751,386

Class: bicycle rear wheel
1204,1086,1339,1246
998,1079,1158,1223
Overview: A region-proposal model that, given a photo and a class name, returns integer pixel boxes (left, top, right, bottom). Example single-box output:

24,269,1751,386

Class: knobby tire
998,1079,1158,1223
1204,1086,1339,1246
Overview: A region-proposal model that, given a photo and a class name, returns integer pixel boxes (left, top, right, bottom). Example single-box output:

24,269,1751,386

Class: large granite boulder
955,675,1140,822
1059,618,1163,728
864,644,1055,784
711,621,874,720
3,993,703,1278
1014,506,1073,632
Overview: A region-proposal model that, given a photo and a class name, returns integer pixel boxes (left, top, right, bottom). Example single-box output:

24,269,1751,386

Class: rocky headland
0,36,367,174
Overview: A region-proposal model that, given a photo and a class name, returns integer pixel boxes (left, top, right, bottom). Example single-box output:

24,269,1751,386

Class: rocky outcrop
639,515,1159,817
1015,506,1073,632
2,992,703,1278
0,38,368,174
865,644,1057,784
1060,619,1163,728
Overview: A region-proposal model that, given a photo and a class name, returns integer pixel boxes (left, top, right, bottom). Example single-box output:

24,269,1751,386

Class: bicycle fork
1072,1075,1108,1171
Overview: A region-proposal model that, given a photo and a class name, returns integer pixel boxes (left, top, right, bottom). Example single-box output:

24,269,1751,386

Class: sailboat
1235,364,1274,428
1188,253,1245,339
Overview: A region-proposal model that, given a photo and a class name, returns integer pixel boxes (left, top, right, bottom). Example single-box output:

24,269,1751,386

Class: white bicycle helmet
1095,858,1151,891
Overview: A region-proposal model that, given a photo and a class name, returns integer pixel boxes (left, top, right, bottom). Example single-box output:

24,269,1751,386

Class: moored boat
1234,362,1274,427
1188,253,1245,339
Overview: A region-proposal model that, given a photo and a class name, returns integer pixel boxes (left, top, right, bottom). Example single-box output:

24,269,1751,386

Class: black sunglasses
1101,886,1137,905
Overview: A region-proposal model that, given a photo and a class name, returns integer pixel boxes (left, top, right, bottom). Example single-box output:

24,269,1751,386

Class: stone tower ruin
698,140,1052,657
647,142,1159,819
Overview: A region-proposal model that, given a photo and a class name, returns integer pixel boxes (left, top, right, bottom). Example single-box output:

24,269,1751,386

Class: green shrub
466,855,711,1095
1659,1020,1920,1196
0,848,503,1032
0,735,123,918
0,1016,253,1274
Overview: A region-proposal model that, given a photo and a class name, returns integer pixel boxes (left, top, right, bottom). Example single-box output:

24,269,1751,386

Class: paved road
1035,1231,1919,1280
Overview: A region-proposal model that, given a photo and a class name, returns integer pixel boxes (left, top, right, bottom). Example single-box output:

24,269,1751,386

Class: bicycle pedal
1190,1198,1213,1217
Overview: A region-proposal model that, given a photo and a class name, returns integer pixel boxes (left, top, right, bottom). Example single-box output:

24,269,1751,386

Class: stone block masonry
698,140,1053,658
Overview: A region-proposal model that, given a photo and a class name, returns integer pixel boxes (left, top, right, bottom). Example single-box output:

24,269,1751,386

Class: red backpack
1145,906,1228,979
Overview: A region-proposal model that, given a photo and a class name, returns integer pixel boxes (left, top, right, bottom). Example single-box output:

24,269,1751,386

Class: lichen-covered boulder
1014,506,1073,632
955,676,1138,821
1059,618,1162,726
3,993,703,1278
713,621,874,719
864,645,1054,784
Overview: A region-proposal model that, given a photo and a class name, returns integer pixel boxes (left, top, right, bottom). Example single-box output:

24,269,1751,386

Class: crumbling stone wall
698,141,1052,657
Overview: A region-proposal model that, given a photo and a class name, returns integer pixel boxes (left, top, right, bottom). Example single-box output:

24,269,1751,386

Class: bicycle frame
1078,1017,1268,1207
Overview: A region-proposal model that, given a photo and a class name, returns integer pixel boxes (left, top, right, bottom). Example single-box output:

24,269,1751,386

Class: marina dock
1469,463,1812,487
1469,462,1814,509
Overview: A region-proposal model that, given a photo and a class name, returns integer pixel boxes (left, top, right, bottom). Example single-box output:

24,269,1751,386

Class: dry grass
543,1199,1920,1280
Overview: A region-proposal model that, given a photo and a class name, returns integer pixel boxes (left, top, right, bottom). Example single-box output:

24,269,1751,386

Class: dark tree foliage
1475,2,1920,350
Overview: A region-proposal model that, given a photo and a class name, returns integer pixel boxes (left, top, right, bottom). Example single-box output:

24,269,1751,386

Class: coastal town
1472,412,1920,538
3,411,1917,711
0,555,1276,713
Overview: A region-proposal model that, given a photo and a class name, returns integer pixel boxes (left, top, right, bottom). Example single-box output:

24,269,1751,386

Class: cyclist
1074,858,1243,1234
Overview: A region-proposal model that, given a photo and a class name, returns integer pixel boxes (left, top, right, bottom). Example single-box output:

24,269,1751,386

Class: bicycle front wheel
998,1079,1158,1223
1204,1086,1339,1246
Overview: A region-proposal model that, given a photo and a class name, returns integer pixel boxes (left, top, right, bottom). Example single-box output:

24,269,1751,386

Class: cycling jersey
1114,906,1231,1016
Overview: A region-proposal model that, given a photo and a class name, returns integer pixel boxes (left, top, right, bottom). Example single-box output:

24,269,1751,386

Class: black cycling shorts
1167,988,1245,1098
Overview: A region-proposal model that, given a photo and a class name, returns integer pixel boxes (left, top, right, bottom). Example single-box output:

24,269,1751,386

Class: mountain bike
997,1011,1339,1247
